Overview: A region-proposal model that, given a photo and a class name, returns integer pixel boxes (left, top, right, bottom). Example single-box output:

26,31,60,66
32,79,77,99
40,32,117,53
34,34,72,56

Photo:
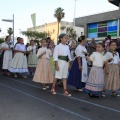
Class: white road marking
0,82,91,120
1,76,120,113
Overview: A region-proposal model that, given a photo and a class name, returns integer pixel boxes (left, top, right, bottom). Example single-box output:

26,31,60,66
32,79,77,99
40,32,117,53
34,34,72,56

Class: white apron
81,56,88,83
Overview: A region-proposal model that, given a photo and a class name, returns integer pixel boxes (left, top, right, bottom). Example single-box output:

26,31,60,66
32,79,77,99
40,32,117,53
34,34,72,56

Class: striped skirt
84,66,104,95
104,64,120,91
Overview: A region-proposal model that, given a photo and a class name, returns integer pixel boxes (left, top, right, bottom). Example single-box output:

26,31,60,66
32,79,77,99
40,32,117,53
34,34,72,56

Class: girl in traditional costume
84,43,111,97
33,39,53,90
67,36,88,92
27,40,38,76
48,41,55,74
102,41,120,97
0,36,13,75
8,38,28,78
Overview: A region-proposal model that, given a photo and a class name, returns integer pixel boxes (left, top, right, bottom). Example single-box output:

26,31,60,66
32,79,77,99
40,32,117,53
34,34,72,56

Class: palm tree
7,27,13,36
54,7,65,43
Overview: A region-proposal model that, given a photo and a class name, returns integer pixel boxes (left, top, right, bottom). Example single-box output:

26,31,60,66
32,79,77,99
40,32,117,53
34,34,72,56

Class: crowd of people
0,34,120,98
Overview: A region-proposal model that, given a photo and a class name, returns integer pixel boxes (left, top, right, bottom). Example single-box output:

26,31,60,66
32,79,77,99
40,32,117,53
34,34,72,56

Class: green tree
0,38,4,44
60,26,76,39
60,26,66,30
21,31,50,43
7,27,13,36
54,7,65,43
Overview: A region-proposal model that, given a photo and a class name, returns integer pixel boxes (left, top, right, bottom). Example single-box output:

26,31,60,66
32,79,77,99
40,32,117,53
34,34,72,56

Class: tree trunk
57,21,60,44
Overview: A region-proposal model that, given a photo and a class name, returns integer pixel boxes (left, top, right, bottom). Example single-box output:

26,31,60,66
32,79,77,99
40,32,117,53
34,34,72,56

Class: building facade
27,21,84,44
75,0,120,41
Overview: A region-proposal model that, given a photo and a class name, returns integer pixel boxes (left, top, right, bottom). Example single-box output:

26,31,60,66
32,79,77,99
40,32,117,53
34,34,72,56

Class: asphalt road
0,75,120,120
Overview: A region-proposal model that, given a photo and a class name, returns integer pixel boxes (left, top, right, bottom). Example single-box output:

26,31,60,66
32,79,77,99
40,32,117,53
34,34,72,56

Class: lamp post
73,0,77,29
2,14,14,44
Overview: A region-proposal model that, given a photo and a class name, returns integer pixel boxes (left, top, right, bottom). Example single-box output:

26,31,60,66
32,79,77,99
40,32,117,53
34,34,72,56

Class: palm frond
54,7,65,22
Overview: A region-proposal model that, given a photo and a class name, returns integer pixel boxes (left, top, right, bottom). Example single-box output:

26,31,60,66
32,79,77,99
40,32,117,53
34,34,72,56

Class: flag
31,13,36,30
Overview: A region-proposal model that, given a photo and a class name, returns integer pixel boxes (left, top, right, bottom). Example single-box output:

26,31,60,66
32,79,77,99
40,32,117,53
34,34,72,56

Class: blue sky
0,0,118,41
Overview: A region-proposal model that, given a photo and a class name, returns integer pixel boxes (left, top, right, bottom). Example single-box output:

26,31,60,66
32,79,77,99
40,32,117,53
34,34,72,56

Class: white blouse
1,42,13,51
90,52,106,67
53,43,71,61
37,47,52,59
69,40,77,48
27,45,37,54
75,44,87,57
15,44,26,52
105,52,120,64
1,42,10,49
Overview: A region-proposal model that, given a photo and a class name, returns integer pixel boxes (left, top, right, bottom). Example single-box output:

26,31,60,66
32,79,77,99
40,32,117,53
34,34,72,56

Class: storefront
75,0,120,41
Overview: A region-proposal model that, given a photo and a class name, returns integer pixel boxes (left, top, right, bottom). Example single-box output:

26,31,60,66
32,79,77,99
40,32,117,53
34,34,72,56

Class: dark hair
5,36,10,41
41,38,47,43
17,37,20,40
58,33,67,43
6,35,9,38
107,35,111,40
30,40,34,45
19,38,24,42
30,40,34,42
47,37,51,40
78,35,86,43
97,43,105,48
78,37,80,42
109,41,117,46
105,37,108,40
73,34,76,37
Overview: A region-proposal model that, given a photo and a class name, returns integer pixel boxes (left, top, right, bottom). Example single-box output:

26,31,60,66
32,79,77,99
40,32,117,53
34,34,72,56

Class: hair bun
78,35,86,43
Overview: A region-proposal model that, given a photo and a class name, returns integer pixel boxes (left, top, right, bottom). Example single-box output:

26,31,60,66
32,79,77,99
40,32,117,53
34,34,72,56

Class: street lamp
2,14,14,44
73,0,77,29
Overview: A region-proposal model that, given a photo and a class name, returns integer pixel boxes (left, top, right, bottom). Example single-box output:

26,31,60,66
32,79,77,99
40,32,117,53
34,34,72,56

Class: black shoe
111,91,120,97
58,80,63,87
94,95,100,98
45,84,49,89
88,93,94,98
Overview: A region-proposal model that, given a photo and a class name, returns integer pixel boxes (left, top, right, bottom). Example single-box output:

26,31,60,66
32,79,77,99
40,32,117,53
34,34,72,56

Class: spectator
69,34,77,61
89,38,96,55
105,35,111,52
14,37,20,48
26,43,30,48
47,37,51,48
116,38,120,56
